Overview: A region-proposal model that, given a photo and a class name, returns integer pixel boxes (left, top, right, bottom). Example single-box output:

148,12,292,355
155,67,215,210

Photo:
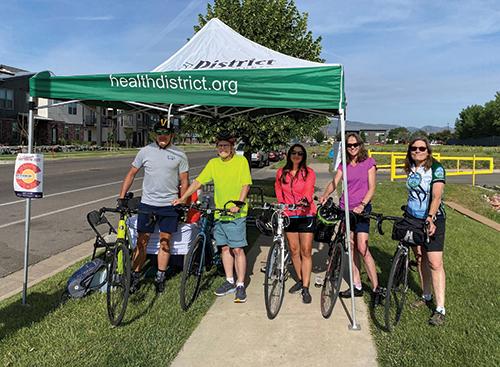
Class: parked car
268,150,282,162
235,141,269,168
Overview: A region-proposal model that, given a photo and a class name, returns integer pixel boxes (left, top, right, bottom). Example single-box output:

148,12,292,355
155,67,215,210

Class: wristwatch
360,201,367,207
427,214,437,222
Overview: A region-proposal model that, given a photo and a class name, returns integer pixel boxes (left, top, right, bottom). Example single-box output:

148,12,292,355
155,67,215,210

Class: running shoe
288,281,303,294
301,287,312,304
234,285,247,303
214,281,236,296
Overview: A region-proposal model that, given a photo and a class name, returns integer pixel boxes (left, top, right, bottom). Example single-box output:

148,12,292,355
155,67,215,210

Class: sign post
13,97,43,305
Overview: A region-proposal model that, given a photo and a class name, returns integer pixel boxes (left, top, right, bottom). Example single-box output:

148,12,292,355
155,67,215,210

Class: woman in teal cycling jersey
404,137,447,327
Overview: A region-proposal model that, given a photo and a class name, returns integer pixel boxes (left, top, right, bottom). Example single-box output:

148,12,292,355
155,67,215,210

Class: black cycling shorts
285,216,316,233
424,217,445,252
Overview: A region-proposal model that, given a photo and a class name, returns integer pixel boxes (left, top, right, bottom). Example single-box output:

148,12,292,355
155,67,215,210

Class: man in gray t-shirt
119,117,189,293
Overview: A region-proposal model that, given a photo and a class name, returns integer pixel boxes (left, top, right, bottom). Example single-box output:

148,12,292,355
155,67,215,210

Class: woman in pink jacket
275,144,316,304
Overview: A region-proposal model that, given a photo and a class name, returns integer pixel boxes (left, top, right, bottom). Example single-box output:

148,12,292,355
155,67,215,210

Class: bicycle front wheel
384,246,409,331
321,240,344,319
106,241,131,326
264,240,287,319
179,235,205,311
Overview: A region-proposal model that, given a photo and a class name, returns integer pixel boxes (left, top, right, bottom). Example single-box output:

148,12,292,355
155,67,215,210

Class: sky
2,0,500,128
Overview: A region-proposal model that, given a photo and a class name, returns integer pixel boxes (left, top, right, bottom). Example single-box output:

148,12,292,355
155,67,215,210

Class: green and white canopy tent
27,19,359,329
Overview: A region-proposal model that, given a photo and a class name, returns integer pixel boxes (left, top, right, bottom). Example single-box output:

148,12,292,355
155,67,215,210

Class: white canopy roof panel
153,18,335,72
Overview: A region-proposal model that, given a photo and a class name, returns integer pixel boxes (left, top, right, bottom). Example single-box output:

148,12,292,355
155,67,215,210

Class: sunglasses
155,129,172,135
291,151,304,156
410,146,427,152
346,143,360,148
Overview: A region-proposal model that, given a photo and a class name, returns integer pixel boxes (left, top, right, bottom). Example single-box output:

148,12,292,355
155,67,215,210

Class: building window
75,127,81,141
68,102,77,115
0,88,14,109
64,126,69,141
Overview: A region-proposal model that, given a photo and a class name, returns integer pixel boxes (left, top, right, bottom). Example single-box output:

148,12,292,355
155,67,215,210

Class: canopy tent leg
340,108,361,330
22,96,35,305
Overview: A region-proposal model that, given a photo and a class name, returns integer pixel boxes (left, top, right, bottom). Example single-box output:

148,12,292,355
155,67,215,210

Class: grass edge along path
366,182,500,367
0,228,259,366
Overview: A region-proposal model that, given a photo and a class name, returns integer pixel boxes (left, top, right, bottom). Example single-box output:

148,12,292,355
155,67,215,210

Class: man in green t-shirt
173,131,252,303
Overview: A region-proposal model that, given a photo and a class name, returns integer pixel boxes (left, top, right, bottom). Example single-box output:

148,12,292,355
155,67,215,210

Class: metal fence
368,150,495,185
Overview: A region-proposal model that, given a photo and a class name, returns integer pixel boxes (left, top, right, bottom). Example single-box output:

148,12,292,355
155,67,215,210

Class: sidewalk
171,162,378,367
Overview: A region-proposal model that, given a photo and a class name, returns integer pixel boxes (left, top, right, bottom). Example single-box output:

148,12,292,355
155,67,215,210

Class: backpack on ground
65,257,107,299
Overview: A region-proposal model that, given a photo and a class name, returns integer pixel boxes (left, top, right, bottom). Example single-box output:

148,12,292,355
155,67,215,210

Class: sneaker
301,287,312,304
371,287,385,307
154,273,166,294
234,285,247,303
429,310,445,326
288,280,303,294
214,281,236,296
410,297,433,309
339,287,363,298
129,272,141,294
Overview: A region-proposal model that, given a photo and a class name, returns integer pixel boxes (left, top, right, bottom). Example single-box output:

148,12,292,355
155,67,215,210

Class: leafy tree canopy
184,0,327,151
455,92,500,138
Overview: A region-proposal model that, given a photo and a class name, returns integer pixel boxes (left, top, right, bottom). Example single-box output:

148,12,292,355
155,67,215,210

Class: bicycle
255,202,306,320
317,198,373,319
371,212,427,332
87,192,139,326
179,198,245,311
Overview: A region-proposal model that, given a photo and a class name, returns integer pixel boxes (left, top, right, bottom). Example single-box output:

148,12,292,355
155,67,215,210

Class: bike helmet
216,130,236,144
316,199,342,226
255,214,273,236
153,115,175,134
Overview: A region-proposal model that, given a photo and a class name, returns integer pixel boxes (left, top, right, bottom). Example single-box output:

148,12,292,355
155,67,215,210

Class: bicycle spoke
106,242,130,326
180,237,204,310
264,242,286,319
321,241,343,318
384,247,408,331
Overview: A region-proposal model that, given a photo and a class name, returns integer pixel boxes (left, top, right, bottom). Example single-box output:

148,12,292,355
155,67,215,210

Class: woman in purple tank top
320,133,383,305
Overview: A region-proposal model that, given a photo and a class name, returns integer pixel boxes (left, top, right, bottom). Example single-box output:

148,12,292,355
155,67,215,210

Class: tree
359,131,367,143
455,92,500,138
387,127,410,143
185,0,327,154
313,130,325,144
409,129,428,141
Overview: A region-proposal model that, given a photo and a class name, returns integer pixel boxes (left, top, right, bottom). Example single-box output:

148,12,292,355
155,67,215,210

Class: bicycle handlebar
254,202,307,211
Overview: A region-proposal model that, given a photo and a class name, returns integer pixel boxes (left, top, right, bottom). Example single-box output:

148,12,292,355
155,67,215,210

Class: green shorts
214,217,248,248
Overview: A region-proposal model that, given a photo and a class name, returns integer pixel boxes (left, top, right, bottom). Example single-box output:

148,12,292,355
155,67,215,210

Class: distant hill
323,119,453,136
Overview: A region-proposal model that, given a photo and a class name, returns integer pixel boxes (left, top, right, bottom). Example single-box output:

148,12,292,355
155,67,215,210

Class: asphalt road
0,150,218,278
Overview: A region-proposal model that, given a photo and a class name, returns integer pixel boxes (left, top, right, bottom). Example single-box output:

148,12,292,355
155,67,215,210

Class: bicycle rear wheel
321,240,344,318
384,246,409,331
106,241,131,326
179,236,205,311
264,240,287,319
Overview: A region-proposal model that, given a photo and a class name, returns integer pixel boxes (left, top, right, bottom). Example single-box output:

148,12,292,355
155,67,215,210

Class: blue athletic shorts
350,203,372,234
137,203,178,234
214,217,247,248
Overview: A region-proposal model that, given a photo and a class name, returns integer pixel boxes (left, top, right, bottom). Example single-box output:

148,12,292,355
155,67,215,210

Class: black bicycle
317,198,373,319
179,199,245,311
371,212,427,331
87,192,139,326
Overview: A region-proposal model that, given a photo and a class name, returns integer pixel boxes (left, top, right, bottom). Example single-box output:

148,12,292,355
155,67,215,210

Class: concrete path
171,162,378,367
445,201,500,231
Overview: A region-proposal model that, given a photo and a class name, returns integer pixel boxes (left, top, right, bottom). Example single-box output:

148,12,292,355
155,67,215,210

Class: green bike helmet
316,198,342,226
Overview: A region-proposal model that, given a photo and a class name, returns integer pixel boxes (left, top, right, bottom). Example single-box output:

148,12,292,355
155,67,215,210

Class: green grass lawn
367,182,500,367
445,184,500,223
0,227,259,366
